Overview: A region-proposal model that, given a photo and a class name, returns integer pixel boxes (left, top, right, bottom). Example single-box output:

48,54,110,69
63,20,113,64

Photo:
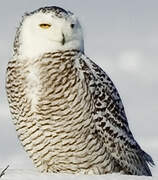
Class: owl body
6,6,154,176
6,50,114,174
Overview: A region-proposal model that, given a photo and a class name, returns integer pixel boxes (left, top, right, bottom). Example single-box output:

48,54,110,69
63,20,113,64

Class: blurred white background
0,0,157,176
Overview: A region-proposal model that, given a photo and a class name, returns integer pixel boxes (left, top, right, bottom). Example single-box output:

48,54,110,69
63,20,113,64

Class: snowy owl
6,6,154,176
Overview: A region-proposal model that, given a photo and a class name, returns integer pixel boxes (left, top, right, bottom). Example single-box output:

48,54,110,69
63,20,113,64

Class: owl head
14,6,84,58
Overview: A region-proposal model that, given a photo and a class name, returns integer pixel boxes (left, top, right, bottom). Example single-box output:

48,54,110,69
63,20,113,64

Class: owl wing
80,55,154,176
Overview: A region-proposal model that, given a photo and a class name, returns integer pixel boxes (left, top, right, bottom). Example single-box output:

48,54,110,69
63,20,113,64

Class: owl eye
39,23,51,29
71,24,75,29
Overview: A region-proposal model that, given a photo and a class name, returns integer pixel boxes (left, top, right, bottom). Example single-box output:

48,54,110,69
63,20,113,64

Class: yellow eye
39,23,51,29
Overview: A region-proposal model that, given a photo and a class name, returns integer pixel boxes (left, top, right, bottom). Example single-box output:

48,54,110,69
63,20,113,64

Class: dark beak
62,33,65,45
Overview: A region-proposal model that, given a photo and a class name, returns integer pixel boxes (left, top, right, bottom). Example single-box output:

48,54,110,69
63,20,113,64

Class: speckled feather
6,50,154,175
6,6,154,176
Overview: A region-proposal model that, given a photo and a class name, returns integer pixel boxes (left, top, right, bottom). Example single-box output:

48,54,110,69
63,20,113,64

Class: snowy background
0,0,158,179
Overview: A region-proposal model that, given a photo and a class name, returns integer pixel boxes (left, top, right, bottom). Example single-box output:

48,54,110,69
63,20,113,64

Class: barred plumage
6,6,154,176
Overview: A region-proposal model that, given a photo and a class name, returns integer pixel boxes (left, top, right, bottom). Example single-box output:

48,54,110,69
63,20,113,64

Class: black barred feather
6,50,154,175
80,55,154,176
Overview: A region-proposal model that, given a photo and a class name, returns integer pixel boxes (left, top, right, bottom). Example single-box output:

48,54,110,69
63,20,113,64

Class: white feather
18,12,84,59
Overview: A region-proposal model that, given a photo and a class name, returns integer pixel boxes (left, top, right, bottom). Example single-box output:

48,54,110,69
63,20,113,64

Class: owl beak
62,33,65,45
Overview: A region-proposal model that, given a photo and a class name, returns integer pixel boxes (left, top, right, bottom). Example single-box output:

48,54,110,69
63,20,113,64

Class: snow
1,169,158,180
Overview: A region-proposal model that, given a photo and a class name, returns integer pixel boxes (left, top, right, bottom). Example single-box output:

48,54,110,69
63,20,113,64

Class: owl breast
24,64,41,111
6,51,114,174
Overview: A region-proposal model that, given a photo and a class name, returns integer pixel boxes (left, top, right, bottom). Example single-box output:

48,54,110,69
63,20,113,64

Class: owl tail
141,150,155,176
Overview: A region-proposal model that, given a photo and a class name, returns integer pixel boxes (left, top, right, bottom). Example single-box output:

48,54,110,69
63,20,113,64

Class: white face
18,11,84,58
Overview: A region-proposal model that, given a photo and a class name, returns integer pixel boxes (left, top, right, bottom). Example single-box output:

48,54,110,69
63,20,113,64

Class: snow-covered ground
0,169,158,180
